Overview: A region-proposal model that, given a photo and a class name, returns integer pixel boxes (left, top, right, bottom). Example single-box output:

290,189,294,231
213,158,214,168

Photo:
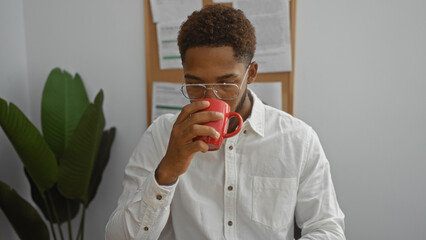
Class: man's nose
204,87,219,99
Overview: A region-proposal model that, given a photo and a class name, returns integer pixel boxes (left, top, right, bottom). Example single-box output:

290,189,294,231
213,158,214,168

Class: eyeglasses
181,63,251,101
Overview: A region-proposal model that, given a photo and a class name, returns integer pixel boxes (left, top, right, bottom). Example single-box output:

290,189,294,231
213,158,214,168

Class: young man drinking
106,4,345,240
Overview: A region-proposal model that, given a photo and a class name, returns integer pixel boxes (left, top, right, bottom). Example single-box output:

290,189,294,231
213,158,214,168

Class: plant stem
47,191,65,240
66,200,73,239
76,217,81,240
81,206,86,240
76,205,86,240
41,194,57,240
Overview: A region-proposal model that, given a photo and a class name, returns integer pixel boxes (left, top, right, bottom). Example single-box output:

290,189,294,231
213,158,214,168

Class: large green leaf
42,68,90,159
0,98,58,193
0,181,50,240
25,170,80,224
57,90,105,203
87,127,116,205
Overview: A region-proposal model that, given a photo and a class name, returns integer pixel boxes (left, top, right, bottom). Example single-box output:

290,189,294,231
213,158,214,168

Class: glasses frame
181,62,252,101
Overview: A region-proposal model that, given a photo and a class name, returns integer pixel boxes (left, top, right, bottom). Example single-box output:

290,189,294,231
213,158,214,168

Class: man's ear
247,61,258,84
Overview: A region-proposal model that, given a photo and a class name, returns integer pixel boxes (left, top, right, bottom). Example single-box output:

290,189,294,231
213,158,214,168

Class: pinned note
150,0,202,23
157,21,182,69
235,0,292,73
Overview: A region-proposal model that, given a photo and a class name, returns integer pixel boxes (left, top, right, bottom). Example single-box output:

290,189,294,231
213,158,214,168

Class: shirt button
228,221,233,226
228,186,233,191
144,226,149,231
229,145,233,150
156,194,162,200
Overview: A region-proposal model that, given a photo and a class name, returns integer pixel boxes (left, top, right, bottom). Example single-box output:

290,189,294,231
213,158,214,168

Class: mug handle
223,112,243,138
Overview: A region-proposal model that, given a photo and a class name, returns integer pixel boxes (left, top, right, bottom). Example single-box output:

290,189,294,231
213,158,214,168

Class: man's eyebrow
216,73,238,80
184,74,202,81
184,73,238,81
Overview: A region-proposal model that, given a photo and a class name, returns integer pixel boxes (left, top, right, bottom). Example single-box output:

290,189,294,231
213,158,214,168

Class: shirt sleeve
105,116,177,240
296,128,346,240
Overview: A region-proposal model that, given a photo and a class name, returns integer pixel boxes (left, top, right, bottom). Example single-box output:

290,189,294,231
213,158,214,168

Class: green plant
0,68,116,240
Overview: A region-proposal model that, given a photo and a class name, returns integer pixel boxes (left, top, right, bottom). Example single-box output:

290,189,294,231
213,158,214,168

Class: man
106,4,345,240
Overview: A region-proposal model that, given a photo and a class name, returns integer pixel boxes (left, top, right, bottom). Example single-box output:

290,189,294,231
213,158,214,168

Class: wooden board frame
144,0,296,125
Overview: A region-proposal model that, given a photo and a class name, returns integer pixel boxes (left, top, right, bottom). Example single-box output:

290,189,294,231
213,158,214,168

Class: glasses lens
182,84,240,100
183,85,205,99
214,84,239,100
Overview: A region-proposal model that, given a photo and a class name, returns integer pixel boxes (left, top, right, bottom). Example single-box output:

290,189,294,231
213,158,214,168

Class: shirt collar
245,89,265,137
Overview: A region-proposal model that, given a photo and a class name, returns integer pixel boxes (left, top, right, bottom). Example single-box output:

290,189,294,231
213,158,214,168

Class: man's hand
155,100,224,185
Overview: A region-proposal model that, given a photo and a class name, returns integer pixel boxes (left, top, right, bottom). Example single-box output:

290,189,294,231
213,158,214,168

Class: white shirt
106,91,345,240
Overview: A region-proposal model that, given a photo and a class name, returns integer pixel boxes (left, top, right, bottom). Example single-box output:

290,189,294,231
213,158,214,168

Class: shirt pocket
251,176,297,230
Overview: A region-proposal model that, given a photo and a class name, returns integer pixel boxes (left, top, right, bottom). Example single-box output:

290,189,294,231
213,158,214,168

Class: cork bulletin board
144,0,297,125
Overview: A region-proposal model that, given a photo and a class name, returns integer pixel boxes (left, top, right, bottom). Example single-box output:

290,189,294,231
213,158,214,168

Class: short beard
235,87,248,114
228,88,250,133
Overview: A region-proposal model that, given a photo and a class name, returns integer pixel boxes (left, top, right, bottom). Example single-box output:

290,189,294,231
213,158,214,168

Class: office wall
294,0,426,239
21,0,147,239
0,0,31,239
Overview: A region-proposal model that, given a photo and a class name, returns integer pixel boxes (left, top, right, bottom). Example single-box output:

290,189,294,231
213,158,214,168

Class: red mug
195,98,243,151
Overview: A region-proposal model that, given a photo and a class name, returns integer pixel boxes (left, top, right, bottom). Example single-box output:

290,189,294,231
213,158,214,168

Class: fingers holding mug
193,98,243,151
175,100,210,124
184,110,224,126
181,124,221,143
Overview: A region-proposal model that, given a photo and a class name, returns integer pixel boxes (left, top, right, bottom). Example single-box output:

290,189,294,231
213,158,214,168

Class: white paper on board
157,21,182,69
235,0,292,73
152,82,189,122
150,0,202,23
212,0,233,3
249,82,282,110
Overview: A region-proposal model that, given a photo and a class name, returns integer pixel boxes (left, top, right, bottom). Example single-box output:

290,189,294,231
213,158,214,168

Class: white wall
1,0,146,239
294,0,426,239
2,0,426,239
21,0,147,239
0,0,31,239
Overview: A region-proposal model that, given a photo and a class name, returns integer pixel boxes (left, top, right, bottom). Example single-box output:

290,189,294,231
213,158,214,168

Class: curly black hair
177,4,256,64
